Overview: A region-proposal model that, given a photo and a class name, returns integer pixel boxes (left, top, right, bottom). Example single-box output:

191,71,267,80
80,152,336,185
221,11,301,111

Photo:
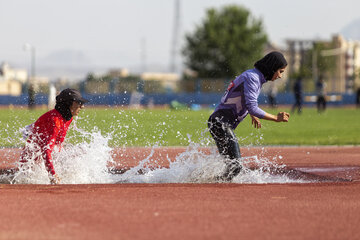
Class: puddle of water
1,144,353,184
0,118,354,185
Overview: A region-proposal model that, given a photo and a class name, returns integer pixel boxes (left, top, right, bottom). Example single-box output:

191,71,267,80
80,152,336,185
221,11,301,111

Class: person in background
316,75,327,113
267,82,278,108
208,51,290,181
356,87,360,108
19,88,88,184
291,76,303,114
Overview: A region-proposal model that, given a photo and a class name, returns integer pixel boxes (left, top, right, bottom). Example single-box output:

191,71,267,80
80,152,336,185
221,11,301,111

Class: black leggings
208,116,241,159
208,112,242,180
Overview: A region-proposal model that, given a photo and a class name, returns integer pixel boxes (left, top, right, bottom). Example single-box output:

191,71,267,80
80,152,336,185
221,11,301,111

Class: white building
0,62,27,96
141,72,180,90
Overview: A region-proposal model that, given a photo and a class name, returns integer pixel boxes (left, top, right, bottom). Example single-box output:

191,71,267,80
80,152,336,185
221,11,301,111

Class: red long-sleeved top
20,109,72,176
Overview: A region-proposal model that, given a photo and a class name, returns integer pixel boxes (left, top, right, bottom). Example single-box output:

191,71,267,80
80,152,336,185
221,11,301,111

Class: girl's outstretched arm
262,112,290,122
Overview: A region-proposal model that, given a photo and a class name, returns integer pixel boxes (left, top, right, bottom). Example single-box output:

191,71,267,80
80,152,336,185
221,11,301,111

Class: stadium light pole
23,43,36,109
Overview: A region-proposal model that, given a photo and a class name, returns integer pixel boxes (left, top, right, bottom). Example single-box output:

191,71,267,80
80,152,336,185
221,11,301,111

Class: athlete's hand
276,112,290,122
50,174,61,185
251,115,262,129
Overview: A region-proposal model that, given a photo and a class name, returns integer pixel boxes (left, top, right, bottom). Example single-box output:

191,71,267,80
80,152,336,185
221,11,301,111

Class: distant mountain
34,49,172,81
37,49,95,80
41,49,93,66
340,18,360,40
36,65,96,81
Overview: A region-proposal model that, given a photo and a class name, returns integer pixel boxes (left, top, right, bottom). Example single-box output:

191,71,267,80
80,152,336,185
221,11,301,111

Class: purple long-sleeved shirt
213,68,267,129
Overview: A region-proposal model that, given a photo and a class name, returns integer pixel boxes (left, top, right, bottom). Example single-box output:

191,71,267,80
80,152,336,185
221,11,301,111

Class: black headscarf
254,51,287,80
55,100,73,121
54,88,89,121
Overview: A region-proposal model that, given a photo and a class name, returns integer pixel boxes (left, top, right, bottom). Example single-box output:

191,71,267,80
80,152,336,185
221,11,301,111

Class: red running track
1,146,360,240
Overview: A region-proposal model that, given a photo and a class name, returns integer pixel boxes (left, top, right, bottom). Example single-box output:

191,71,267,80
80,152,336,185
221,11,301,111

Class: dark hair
254,51,287,80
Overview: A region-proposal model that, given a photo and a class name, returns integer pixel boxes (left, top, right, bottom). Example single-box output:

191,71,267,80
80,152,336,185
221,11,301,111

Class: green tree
85,73,96,82
182,5,267,78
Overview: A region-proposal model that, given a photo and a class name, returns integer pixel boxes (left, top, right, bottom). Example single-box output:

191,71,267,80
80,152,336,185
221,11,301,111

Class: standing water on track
115,143,308,184
3,133,306,184
0,110,308,184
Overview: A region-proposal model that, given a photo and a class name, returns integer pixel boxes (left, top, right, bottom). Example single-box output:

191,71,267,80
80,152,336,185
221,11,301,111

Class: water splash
0,111,311,184
115,143,308,184
10,126,115,184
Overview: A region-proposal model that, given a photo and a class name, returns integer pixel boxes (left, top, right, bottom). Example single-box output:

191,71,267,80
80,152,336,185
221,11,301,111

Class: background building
0,63,27,96
286,34,360,93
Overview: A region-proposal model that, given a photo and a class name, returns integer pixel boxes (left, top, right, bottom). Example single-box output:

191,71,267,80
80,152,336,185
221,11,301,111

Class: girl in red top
19,88,88,184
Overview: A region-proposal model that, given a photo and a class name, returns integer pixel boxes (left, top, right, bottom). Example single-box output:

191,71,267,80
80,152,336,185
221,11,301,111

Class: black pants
291,94,302,114
208,111,241,180
317,96,326,112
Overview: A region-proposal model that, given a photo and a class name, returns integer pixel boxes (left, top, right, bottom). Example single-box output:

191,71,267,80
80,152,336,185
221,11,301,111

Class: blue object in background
0,92,358,106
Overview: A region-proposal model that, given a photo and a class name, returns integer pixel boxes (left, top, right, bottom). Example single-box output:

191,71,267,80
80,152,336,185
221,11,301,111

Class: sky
1,0,360,80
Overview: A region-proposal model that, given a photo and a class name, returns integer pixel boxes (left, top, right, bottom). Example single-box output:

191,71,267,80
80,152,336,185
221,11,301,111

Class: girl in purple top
208,51,290,181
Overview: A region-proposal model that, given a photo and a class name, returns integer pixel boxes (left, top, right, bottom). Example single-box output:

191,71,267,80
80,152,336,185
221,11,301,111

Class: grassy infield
0,106,359,147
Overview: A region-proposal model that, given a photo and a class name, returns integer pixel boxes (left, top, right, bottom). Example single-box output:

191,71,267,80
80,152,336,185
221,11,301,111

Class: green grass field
0,106,359,147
